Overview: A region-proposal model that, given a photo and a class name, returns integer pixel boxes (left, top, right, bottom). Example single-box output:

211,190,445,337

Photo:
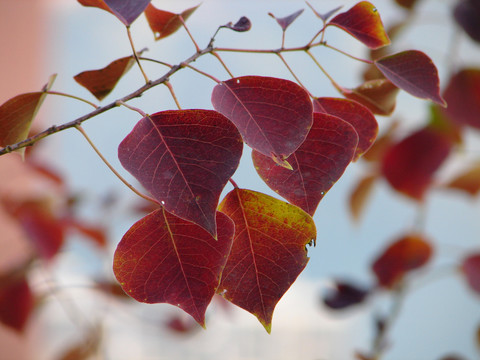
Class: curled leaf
145,4,199,40
375,50,446,106
328,1,390,49
223,16,252,32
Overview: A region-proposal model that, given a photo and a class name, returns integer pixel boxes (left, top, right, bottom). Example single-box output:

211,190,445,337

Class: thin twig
323,43,374,64
164,81,182,110
305,50,343,92
45,91,99,109
211,51,235,78
126,26,150,84
276,53,312,97
75,125,159,205
180,16,200,52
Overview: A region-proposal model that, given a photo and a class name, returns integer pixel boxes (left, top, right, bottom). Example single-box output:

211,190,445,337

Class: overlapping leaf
268,9,304,31
372,234,433,289
114,209,234,327
217,189,316,333
0,74,55,155
381,127,452,200
252,112,358,216
211,76,313,167
442,68,480,129
328,1,390,49
375,50,446,106
340,79,399,116
103,0,151,26
145,3,199,40
74,55,140,101
461,253,480,295
313,97,378,159
118,110,243,237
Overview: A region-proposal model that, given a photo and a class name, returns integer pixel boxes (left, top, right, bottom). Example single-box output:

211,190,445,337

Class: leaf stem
305,50,343,93
164,81,182,110
75,125,159,205
276,53,312,97
115,100,147,117
180,16,200,53
210,51,235,78
323,43,374,64
126,26,150,84
45,91,99,109
229,178,239,189
139,57,173,68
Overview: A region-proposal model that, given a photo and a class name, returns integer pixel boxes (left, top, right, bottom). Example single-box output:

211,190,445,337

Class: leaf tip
271,153,293,170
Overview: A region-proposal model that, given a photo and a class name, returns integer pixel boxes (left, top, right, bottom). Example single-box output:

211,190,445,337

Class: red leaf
103,0,151,26
113,210,234,327
313,97,378,159
164,314,200,335
74,55,139,101
454,0,480,43
211,76,313,164
461,253,480,295
65,218,107,248
446,162,480,196
372,234,433,289
118,110,242,238
323,280,370,310
442,68,480,129
0,75,55,156
145,4,199,40
340,79,400,116
77,0,112,13
268,9,304,31
328,1,390,49
217,189,316,333
0,277,34,332
375,50,446,106
252,112,358,216
381,127,452,200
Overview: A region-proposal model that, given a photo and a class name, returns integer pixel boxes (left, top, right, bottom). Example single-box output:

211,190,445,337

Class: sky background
6,0,480,359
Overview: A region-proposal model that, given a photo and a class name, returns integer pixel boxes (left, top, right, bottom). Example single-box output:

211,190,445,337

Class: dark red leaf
442,68,480,129
74,55,139,101
340,79,399,116
328,1,390,49
223,17,252,32
144,4,199,40
252,112,358,216
375,50,446,106
454,0,480,43
118,110,242,238
323,280,370,310
268,9,304,31
0,277,34,332
381,127,452,200
211,76,313,165
372,234,433,289
461,253,480,295
313,97,378,159
103,0,151,26
217,189,316,333
77,0,112,13
113,210,234,327
165,314,200,335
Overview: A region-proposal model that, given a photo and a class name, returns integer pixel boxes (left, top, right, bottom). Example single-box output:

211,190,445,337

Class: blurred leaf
445,162,480,195
145,4,199,40
454,0,480,43
268,9,304,31
375,50,446,106
65,218,107,248
349,173,377,221
323,280,370,310
328,2,390,49
74,55,140,101
395,0,419,10
461,253,480,295
0,276,34,332
164,314,200,335
372,234,433,289
57,325,102,360
362,120,399,163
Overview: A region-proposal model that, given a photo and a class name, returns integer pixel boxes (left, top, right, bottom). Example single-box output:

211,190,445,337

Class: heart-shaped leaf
372,234,433,289
77,0,112,13
0,74,56,156
375,50,446,106
103,0,151,26
145,4,199,40
340,79,400,116
328,1,390,49
442,68,480,129
268,9,304,31
211,76,313,164
454,0,480,43
381,127,452,200
461,253,480,295
118,110,243,238
74,54,140,101
217,189,316,333
114,209,234,327
252,112,358,216
313,97,378,159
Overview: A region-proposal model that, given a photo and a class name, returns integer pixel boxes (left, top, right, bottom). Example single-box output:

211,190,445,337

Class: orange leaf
349,173,377,221
77,0,112,13
145,4,200,40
